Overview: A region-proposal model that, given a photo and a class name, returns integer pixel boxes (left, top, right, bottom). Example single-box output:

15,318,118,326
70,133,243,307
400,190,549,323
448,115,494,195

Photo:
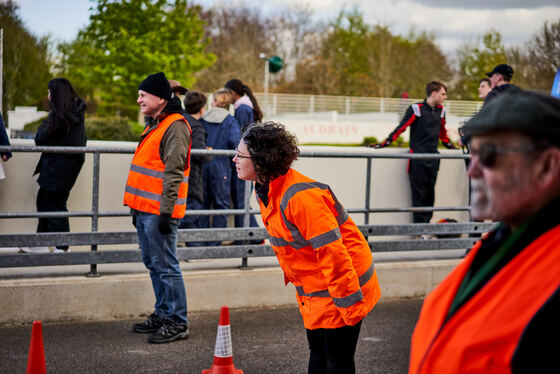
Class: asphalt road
0,298,423,374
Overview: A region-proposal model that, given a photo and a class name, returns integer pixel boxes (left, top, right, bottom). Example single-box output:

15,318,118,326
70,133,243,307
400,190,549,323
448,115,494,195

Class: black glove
132,215,137,228
158,214,173,235
443,141,457,150
369,139,390,149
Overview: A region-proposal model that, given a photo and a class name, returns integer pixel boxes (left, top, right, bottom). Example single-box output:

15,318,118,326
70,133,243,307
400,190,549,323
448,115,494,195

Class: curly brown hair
241,121,300,184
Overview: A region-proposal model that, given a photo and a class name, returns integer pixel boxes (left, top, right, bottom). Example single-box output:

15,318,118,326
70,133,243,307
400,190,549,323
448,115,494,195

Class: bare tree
193,7,275,93
508,19,560,92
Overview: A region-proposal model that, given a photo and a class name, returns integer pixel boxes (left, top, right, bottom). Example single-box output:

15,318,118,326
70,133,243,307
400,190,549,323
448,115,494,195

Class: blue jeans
136,212,188,325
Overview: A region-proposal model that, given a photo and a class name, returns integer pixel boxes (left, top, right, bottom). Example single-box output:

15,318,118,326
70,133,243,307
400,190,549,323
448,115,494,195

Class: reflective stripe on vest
269,181,349,249
295,262,374,307
123,113,190,218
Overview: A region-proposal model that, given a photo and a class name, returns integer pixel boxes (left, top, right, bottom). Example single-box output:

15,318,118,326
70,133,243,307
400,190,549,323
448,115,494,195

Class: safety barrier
0,145,490,275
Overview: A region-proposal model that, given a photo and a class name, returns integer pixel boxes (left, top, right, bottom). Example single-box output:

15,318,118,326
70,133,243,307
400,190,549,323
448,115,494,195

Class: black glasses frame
470,143,545,168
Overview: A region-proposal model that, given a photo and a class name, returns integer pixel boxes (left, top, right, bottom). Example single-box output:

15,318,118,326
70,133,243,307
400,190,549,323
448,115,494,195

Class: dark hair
184,91,207,115
425,81,447,97
47,78,84,134
480,77,491,86
241,121,299,184
225,78,263,122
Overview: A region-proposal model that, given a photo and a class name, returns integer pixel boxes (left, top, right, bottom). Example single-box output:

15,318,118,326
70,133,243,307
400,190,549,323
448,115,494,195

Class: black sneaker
133,312,163,333
148,319,190,344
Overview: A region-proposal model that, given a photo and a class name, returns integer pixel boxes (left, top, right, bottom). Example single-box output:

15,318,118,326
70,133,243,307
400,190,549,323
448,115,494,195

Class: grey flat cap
461,90,560,146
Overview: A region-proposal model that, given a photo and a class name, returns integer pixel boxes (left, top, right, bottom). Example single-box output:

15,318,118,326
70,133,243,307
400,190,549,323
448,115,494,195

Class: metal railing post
86,151,101,277
272,94,278,116
238,180,253,270
364,157,372,242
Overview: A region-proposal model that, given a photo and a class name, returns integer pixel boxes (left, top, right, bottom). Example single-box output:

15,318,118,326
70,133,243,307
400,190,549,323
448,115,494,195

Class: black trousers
36,187,71,250
408,159,440,223
306,320,362,374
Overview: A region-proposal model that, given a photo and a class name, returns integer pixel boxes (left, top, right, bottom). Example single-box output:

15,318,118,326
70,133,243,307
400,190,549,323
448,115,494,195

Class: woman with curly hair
224,78,263,234
234,121,381,374
20,78,87,253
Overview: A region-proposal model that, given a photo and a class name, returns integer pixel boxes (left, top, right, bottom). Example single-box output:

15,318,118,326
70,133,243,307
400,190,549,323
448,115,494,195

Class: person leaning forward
409,90,560,373
123,72,192,344
234,122,381,374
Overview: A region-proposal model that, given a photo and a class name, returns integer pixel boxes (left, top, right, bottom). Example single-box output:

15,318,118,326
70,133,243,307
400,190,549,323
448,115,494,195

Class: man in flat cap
124,72,192,343
484,63,520,106
409,90,560,373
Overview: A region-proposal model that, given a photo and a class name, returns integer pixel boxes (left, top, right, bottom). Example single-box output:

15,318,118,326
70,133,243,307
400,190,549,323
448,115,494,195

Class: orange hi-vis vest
259,168,381,330
123,113,191,219
409,224,560,374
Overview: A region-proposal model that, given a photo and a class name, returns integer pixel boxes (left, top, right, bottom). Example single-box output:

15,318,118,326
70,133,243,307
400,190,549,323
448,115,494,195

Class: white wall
271,111,468,144
0,139,469,240
6,107,48,131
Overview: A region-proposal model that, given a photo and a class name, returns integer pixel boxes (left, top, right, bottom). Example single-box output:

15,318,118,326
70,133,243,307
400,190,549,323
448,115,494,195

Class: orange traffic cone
202,306,243,374
26,321,46,374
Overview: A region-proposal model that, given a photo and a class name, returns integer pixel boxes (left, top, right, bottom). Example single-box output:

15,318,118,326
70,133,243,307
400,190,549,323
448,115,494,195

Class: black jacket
0,112,11,159
33,99,87,193
483,83,521,106
383,100,454,153
183,113,212,203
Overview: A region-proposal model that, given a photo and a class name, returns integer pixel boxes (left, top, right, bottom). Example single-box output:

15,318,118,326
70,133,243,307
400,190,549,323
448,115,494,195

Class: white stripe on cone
214,325,233,358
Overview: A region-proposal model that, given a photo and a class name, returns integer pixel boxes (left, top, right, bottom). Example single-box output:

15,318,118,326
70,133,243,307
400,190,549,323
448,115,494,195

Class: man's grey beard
470,178,491,221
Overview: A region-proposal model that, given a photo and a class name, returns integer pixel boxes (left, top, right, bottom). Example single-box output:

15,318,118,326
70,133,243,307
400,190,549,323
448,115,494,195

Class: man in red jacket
409,90,560,373
372,81,456,224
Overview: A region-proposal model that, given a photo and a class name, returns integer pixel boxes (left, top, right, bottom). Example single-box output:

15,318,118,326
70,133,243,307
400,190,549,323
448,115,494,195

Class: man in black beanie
124,72,192,343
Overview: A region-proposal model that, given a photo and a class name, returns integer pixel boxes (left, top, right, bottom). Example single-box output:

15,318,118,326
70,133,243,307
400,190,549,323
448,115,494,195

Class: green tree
0,0,52,115
454,30,507,100
281,9,452,98
58,0,214,117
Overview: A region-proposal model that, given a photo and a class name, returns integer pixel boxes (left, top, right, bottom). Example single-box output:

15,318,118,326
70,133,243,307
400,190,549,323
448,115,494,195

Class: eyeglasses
235,154,252,159
470,143,544,168
234,148,252,159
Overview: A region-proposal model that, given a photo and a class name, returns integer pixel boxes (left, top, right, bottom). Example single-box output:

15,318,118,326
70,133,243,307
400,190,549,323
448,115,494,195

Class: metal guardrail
0,145,481,275
0,223,497,268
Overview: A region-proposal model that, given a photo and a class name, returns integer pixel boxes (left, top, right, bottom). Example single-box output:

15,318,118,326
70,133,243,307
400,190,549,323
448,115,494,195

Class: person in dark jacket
372,81,456,224
0,111,12,161
199,88,240,245
179,91,212,246
20,78,87,253
224,78,262,236
483,64,521,106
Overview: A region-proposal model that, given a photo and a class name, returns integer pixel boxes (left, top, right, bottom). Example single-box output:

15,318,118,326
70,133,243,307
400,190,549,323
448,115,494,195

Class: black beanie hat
139,72,172,100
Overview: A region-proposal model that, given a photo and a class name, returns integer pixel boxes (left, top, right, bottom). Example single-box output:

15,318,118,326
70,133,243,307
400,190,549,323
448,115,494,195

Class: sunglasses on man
470,143,548,168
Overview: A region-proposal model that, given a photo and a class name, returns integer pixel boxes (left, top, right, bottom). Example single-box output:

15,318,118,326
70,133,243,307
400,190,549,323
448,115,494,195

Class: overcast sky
14,0,560,56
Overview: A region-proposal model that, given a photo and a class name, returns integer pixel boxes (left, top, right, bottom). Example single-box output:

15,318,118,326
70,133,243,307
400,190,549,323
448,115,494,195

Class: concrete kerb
0,255,460,325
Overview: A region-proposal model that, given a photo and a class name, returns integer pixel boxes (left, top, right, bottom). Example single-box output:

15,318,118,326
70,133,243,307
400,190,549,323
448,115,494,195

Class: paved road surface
0,298,422,374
